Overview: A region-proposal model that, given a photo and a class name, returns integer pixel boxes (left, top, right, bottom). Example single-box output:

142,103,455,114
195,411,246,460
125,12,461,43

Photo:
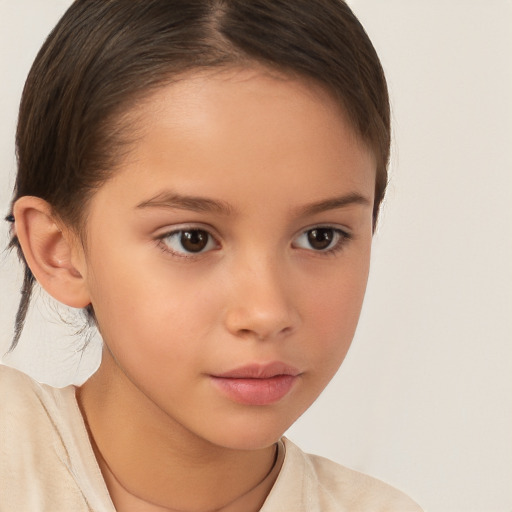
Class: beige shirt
0,364,422,511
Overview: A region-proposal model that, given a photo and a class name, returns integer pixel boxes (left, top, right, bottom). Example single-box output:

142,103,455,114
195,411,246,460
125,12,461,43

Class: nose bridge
224,249,299,340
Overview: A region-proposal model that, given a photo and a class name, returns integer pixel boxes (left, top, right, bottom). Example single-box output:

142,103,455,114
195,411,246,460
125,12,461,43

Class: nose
223,257,300,341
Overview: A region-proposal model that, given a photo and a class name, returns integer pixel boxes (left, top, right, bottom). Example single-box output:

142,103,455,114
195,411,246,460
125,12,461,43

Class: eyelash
292,226,352,256
156,226,220,259
156,225,352,259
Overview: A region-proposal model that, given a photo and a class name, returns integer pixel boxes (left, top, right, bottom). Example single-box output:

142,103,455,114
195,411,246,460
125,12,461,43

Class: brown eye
293,227,348,253
307,228,335,250
181,230,209,252
161,229,217,255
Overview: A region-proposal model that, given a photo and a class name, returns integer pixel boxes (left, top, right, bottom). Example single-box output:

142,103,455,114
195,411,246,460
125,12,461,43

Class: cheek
86,249,220,365
301,253,370,366
315,277,367,335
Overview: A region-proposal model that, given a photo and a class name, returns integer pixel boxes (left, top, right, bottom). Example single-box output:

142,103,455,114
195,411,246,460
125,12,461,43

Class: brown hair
5,0,390,350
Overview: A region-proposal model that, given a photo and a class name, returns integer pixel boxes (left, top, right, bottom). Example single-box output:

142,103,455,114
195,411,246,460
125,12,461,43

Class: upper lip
212,362,301,379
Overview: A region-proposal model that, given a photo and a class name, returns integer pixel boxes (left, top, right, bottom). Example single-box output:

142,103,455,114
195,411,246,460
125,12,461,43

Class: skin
15,67,376,511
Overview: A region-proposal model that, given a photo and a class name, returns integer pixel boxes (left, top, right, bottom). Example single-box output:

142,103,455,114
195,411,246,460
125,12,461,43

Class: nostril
235,324,295,342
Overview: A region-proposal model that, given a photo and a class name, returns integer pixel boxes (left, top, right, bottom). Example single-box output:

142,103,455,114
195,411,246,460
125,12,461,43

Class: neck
76,350,280,512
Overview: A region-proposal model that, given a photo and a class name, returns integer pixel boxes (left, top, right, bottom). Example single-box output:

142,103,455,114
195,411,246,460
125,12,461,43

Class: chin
200,406,305,452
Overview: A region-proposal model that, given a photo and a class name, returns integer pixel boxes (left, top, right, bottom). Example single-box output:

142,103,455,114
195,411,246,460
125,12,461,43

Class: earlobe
13,196,91,309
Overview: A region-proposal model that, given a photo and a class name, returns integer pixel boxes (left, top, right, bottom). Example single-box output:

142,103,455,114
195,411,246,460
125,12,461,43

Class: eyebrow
296,193,372,216
136,190,371,216
136,191,234,215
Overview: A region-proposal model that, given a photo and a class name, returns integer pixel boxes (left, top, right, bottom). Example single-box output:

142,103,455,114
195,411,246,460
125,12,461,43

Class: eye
293,227,349,253
160,229,218,256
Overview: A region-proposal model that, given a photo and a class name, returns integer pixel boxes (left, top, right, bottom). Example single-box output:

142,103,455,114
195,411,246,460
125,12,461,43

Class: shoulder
0,364,114,511
0,360,37,389
0,363,69,427
261,437,423,512
0,365,77,505
0,362,50,414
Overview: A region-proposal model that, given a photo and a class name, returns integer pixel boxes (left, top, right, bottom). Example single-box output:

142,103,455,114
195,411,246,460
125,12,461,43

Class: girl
1,1,422,510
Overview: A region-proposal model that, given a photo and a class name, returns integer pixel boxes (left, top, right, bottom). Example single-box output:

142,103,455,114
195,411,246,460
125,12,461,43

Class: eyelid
291,224,353,253
154,221,220,237
292,223,353,240
155,223,221,258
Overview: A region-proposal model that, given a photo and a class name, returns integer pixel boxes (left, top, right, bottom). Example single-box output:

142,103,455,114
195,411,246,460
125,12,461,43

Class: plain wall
1,2,511,511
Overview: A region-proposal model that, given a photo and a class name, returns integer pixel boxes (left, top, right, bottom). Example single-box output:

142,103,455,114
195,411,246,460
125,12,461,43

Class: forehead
91,67,376,215
138,66,363,150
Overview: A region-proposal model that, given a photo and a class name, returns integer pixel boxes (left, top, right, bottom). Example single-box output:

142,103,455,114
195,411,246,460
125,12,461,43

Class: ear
13,196,91,309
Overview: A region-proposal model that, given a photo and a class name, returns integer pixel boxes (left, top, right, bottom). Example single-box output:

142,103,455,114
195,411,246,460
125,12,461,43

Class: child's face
78,67,375,449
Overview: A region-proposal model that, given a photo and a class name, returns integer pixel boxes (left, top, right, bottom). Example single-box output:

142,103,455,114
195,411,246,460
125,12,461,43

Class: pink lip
210,362,301,406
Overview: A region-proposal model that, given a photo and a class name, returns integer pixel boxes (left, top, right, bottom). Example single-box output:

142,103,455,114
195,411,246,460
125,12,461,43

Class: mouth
209,362,301,406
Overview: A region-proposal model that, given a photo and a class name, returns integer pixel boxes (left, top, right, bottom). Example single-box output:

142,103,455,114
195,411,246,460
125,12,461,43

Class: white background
1,2,511,511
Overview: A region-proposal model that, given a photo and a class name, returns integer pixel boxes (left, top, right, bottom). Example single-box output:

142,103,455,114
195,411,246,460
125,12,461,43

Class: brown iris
180,230,210,252
307,228,335,250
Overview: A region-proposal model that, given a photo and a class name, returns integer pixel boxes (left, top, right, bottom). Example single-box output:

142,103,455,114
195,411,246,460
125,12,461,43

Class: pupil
181,230,208,252
308,228,333,250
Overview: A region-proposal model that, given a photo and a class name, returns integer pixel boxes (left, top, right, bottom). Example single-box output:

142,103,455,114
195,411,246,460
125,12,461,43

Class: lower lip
210,375,298,405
